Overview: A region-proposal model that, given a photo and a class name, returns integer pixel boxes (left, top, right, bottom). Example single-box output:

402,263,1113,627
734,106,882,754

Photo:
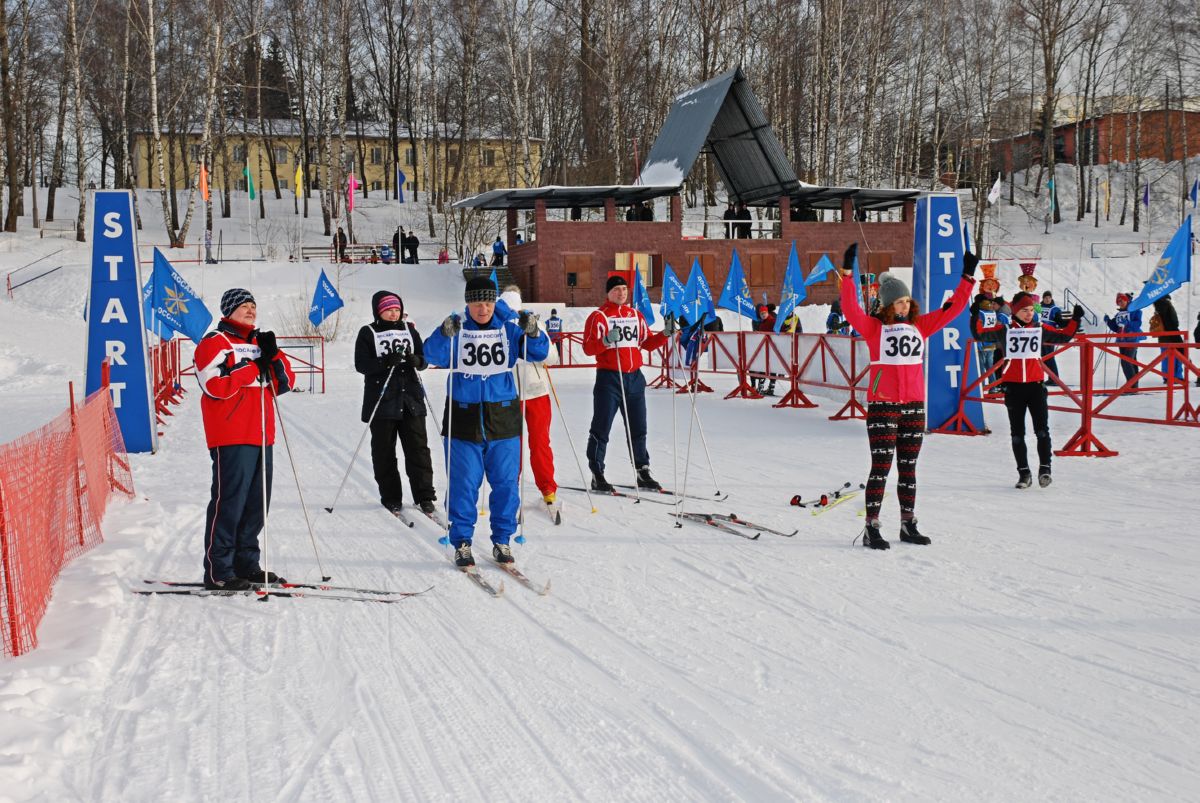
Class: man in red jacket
583,274,669,492
193,288,296,590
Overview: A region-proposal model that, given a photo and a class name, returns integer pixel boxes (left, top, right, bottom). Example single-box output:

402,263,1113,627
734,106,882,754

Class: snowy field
1,187,1198,801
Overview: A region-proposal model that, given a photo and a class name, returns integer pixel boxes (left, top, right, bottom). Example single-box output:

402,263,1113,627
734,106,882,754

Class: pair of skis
133,579,430,603
561,484,792,541
790,482,866,515
456,558,550,598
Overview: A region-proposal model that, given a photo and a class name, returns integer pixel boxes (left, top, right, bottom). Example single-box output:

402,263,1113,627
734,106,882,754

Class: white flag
987,175,1002,205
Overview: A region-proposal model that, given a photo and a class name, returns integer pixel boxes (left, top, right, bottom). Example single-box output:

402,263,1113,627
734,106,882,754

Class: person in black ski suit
354,291,437,516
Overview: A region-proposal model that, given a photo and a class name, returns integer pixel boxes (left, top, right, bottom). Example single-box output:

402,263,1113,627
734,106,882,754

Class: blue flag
774,242,806,332
681,321,706,367
659,262,685,320
803,253,838,287
397,169,406,203
1143,183,1150,208
1128,217,1192,313
716,249,755,320
488,267,498,289
633,267,656,326
308,268,345,327
147,248,212,342
141,274,174,341
682,258,716,326
1190,178,1198,209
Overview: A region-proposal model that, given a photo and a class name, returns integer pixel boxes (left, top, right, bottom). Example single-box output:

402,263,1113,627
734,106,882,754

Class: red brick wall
509,195,916,308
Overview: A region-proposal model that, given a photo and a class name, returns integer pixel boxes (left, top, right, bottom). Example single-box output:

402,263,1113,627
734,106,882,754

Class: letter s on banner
84,190,157,453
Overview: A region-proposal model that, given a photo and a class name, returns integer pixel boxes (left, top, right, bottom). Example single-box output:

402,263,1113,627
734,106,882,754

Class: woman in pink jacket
839,243,977,550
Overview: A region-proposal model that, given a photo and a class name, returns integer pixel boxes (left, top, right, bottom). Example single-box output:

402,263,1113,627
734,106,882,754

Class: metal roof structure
452,184,679,210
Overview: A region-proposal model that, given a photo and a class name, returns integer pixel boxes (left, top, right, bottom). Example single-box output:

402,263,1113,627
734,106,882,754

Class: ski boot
205,577,254,591
240,568,287,585
454,543,475,568
861,519,891,550
899,519,931,545
492,543,514,564
1015,470,1033,489
591,472,614,493
1038,465,1052,488
636,466,662,491
419,500,437,516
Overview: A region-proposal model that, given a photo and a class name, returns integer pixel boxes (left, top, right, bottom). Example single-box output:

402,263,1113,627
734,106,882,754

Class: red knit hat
1010,292,1037,317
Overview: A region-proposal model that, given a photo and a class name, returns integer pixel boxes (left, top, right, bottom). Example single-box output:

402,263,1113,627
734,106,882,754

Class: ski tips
590,507,598,514
321,576,332,582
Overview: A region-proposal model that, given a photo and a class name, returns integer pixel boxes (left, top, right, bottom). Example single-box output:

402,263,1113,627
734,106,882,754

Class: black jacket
1153,298,1183,344
354,292,428,422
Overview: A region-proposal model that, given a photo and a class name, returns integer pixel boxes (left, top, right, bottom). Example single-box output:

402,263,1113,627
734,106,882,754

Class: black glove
441,314,461,337
962,251,980,278
663,315,678,336
256,330,279,362
842,243,857,274
518,311,539,335
941,300,954,312
1103,314,1112,325
1072,305,1084,322
255,355,274,376
384,350,408,368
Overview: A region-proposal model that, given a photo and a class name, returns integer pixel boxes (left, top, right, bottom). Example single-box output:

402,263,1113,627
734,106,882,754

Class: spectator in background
1104,293,1144,389
491,236,507,267
515,233,524,246
1039,290,1064,385
546,308,564,360
437,247,451,264
1151,295,1185,382
472,253,485,267
722,201,737,238
826,300,849,335
570,205,582,221
204,227,217,264
736,202,752,239
335,226,348,262
625,203,640,222
639,201,654,221
752,304,777,395
393,227,402,257
405,230,421,264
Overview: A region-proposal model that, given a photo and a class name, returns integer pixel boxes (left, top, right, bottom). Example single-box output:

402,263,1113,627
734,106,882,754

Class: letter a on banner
85,190,158,453
911,194,984,433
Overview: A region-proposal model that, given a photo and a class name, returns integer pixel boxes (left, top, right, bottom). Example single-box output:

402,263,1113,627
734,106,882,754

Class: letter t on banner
911,194,984,434
85,190,157,453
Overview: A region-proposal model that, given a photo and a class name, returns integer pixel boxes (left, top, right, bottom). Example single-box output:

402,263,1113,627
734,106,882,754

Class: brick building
455,68,919,307
994,109,1200,173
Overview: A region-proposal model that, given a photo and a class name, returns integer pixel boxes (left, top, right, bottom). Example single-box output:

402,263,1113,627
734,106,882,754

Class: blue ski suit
424,310,549,547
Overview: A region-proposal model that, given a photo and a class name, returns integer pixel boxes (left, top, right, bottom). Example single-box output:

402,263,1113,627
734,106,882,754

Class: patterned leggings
864,401,925,521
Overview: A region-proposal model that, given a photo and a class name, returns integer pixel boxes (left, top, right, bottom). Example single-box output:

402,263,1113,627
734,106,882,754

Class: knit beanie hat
376,294,402,315
606,274,629,292
220,288,255,317
877,273,910,308
465,276,497,303
1010,292,1037,317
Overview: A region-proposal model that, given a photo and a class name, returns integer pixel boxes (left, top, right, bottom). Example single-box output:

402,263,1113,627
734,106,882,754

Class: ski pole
270,382,330,581
440,324,458,547
259,370,271,602
543,364,596,513
515,333,528,544
324,364,398,514
612,324,642,502
669,327,722,503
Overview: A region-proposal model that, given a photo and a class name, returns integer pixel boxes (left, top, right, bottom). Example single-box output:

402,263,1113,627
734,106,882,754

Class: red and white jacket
974,316,1079,384
840,273,975,403
583,302,668,372
194,319,295,448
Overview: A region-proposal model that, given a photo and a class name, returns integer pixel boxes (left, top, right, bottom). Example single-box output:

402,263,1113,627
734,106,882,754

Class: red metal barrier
0,365,134,657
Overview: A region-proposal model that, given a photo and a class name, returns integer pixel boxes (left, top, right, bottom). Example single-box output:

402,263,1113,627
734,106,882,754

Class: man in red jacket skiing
583,273,669,492
193,288,296,590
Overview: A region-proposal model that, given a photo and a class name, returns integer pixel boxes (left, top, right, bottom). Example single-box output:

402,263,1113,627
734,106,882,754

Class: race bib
374,329,414,358
980,310,997,328
1115,311,1130,328
1006,327,1041,360
605,316,640,349
456,328,509,376
877,324,924,365
231,342,261,362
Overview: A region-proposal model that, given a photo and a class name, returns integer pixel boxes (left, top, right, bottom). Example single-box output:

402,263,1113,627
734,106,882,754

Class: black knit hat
465,276,497,303
220,288,255,317
606,274,628,292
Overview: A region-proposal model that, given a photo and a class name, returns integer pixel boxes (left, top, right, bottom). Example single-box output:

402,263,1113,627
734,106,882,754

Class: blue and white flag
308,268,345,326
682,258,716,326
147,248,212,343
633,266,656,326
141,275,175,341
716,249,755,320
774,242,806,332
1128,217,1192,313
803,252,838,287
397,169,406,203
659,262,685,320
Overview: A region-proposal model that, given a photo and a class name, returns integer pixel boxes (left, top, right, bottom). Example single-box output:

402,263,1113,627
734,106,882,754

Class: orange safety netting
0,386,133,657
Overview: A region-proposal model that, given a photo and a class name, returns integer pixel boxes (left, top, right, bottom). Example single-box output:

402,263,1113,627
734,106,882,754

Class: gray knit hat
877,273,910,308
220,288,255,317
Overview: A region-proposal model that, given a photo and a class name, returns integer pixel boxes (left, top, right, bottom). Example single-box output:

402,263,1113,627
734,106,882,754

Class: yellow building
130,120,543,197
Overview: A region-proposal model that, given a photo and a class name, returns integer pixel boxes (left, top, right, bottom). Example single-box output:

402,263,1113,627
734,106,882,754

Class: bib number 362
878,324,923,365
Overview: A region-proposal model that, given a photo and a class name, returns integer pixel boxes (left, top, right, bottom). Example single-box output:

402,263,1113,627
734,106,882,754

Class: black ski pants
1004,382,1052,472
370,415,436,508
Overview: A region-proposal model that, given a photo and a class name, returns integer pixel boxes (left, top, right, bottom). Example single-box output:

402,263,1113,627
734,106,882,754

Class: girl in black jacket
354,291,437,515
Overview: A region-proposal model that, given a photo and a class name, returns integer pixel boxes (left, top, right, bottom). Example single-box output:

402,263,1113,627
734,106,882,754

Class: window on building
233,144,247,163
404,147,414,166
748,253,775,286
408,180,417,193
371,146,383,165
188,144,202,163
447,149,459,166
274,147,288,164
308,146,318,163
482,149,495,167
277,178,289,190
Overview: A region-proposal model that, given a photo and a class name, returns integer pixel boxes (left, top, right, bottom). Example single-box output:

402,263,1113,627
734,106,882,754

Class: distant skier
194,288,295,590
423,277,549,568
838,244,977,550
546,308,564,360
354,292,437,518
975,292,1083,488
1104,293,1144,388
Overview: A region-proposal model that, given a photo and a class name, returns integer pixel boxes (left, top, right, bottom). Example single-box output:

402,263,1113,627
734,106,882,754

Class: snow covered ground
1,187,1198,801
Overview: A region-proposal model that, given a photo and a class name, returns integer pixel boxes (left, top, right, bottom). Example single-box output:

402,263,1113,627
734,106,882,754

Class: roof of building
452,184,680,210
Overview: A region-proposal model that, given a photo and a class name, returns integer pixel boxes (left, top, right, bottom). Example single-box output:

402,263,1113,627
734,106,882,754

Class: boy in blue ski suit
424,277,549,567
1104,292,1144,388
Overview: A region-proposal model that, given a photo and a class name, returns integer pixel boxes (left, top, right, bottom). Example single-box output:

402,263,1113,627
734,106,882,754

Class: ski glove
603,326,622,345
256,330,279,362
1072,304,1085,322
518,311,540,335
255,355,275,377
841,242,857,274
663,315,678,336
441,314,461,337
384,351,408,368
1103,314,1112,325
962,251,980,278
